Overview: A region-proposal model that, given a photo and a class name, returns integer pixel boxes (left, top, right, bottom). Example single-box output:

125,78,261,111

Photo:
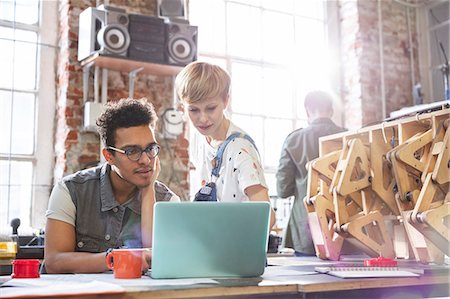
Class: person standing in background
175,61,276,228
276,91,346,256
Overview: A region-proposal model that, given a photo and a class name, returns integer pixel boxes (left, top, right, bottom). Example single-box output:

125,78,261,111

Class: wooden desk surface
294,272,450,293
1,256,449,299
118,274,450,299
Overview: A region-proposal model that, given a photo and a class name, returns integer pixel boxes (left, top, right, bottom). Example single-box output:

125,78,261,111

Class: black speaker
165,21,198,66
77,6,130,61
78,6,197,67
157,0,186,20
128,14,166,63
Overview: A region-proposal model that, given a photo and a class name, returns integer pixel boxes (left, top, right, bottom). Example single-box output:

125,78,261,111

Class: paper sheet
0,276,125,298
0,276,11,286
258,266,318,286
0,273,219,298
267,256,338,267
75,273,218,286
326,270,421,279
314,267,421,279
263,266,317,277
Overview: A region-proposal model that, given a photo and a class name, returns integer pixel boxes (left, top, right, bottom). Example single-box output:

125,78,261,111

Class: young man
276,91,346,256
44,98,179,274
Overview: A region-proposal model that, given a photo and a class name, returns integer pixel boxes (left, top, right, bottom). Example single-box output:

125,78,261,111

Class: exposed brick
339,0,418,130
78,155,98,167
175,149,189,159
177,137,189,148
66,130,78,141
64,107,73,117
66,118,82,128
86,142,100,153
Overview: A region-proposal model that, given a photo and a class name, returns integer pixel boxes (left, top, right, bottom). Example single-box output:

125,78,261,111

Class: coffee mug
106,248,144,279
11,259,40,278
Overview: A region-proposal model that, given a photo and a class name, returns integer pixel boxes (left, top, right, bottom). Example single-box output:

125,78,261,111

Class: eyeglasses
107,143,160,161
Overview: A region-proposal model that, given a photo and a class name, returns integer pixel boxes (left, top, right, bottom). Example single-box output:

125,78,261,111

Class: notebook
151,202,270,279
314,266,421,278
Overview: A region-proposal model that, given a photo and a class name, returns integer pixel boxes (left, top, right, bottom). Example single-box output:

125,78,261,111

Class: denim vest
63,163,174,253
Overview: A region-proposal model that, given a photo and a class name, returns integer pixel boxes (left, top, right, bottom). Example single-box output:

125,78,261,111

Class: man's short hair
304,91,333,113
175,61,231,104
96,98,157,147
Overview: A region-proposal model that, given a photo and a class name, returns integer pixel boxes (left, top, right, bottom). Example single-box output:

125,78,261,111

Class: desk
1,257,449,299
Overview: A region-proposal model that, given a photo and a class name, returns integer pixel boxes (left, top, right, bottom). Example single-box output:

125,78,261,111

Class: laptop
150,202,270,279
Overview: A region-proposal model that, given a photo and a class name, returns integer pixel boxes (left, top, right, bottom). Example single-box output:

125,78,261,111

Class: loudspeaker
128,14,166,63
165,22,198,66
96,6,130,57
157,0,186,20
78,7,105,61
77,6,130,61
78,6,197,67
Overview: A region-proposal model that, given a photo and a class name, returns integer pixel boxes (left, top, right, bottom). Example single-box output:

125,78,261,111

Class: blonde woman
175,62,275,228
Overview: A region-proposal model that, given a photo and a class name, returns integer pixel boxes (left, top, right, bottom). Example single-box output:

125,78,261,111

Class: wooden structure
305,106,450,263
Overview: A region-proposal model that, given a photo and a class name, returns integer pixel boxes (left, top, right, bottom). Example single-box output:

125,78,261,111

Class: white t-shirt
46,181,76,225
190,122,268,202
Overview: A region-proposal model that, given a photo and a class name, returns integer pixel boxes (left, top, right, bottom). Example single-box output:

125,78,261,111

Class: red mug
106,248,144,279
11,259,40,278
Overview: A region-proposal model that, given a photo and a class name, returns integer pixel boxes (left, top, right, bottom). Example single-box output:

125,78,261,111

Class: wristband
105,247,114,257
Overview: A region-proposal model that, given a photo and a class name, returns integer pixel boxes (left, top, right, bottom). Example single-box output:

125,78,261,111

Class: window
188,0,337,196
418,1,450,102
0,0,57,229
427,1,449,101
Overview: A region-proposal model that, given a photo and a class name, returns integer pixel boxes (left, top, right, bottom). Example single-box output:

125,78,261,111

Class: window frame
188,0,340,198
417,0,450,103
0,0,57,228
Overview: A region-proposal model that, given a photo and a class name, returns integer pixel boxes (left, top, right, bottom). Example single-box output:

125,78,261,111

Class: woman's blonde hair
175,61,231,104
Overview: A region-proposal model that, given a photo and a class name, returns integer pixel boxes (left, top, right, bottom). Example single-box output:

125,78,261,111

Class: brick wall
54,0,190,199
339,0,419,130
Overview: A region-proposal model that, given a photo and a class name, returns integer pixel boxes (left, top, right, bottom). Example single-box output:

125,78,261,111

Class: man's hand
149,156,160,186
142,248,152,272
140,156,160,194
140,157,160,248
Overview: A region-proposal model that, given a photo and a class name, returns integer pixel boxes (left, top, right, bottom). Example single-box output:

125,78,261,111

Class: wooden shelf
80,53,183,76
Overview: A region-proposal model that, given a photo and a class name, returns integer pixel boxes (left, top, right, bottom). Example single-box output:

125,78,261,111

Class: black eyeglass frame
107,143,160,161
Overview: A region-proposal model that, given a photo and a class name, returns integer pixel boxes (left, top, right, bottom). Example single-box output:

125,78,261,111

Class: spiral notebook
314,266,421,278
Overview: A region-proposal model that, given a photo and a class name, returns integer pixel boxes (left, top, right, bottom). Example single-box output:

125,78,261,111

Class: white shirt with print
191,121,268,202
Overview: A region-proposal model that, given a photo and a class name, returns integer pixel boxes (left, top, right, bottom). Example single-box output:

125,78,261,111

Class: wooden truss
304,107,450,263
